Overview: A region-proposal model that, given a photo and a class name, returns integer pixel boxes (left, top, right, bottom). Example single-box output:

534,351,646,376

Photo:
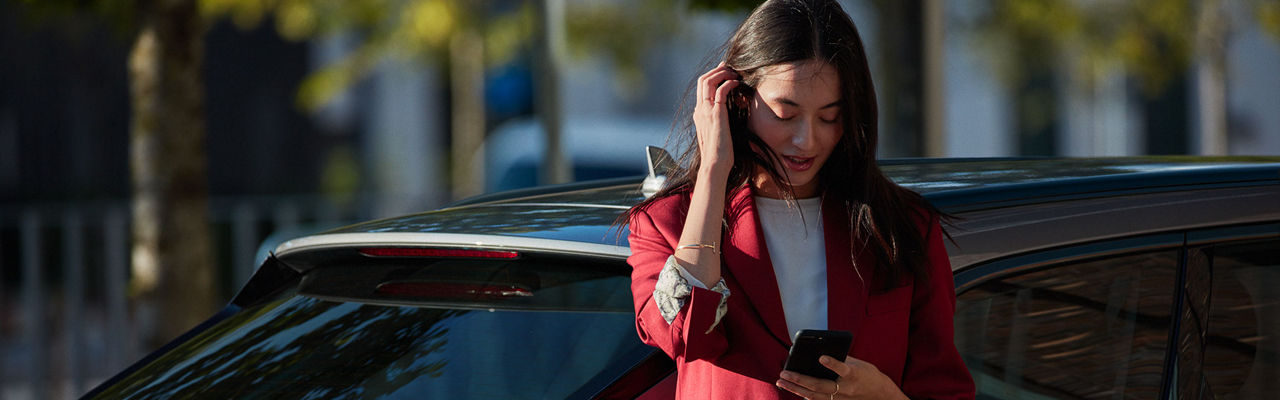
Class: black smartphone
783,329,853,381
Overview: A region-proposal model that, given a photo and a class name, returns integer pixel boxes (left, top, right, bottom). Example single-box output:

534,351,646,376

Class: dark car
86,155,1280,399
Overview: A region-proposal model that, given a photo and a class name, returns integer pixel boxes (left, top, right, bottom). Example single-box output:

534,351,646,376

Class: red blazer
627,187,975,399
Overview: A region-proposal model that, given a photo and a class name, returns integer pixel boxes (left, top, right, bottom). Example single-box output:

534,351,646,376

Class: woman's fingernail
780,371,794,379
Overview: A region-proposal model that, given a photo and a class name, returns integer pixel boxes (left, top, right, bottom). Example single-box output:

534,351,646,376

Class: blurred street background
1,0,1278,398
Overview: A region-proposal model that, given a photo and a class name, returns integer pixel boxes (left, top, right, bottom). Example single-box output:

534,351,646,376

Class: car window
93,259,648,399
955,249,1179,399
1195,238,1280,398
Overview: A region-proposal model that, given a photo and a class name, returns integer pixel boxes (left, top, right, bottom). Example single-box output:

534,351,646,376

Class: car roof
455,156,1280,207
275,157,1280,268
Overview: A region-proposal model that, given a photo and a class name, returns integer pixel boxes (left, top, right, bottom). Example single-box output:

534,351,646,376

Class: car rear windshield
94,254,648,399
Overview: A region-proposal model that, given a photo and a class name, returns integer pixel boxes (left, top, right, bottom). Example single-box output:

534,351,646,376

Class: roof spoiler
642,146,676,197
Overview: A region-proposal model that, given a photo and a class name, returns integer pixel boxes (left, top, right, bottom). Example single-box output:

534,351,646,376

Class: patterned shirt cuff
653,255,730,333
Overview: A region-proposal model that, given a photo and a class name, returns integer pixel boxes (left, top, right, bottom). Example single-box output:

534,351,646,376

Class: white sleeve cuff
653,255,730,333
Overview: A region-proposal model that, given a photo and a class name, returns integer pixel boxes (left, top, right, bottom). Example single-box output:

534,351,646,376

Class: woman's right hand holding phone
694,62,741,179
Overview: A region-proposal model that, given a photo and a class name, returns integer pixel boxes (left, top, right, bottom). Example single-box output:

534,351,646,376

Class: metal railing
0,195,388,399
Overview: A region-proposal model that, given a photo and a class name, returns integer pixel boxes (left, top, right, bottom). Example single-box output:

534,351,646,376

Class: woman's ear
733,91,749,110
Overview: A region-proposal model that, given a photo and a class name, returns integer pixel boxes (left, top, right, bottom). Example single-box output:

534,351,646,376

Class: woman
624,0,974,398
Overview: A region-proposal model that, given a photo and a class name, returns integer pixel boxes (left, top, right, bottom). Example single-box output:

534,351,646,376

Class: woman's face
746,60,843,199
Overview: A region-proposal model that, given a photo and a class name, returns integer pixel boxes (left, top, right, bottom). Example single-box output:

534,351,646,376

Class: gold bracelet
677,242,720,254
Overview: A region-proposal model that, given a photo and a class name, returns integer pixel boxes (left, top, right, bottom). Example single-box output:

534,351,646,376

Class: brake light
375,282,534,298
358,248,520,259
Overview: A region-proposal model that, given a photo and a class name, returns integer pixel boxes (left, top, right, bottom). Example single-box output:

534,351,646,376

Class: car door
953,222,1280,400
953,232,1184,399
1173,223,1280,399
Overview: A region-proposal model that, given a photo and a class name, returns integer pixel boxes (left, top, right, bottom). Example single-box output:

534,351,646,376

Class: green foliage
1261,0,1280,40
200,0,393,40
200,0,490,110
9,0,138,38
295,37,387,111
197,0,541,111
976,0,1280,98
320,145,361,207
201,0,763,109
482,2,534,66
977,0,1193,97
563,0,682,96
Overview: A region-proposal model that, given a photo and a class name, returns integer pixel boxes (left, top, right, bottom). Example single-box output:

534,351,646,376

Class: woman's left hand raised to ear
776,356,909,400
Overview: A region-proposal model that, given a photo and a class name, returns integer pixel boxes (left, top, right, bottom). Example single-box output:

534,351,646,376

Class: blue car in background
483,116,670,192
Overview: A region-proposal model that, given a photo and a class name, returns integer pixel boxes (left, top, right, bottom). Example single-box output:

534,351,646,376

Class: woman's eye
773,113,793,121
820,117,839,124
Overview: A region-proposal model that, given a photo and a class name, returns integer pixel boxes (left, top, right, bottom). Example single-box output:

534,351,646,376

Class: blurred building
942,0,1280,157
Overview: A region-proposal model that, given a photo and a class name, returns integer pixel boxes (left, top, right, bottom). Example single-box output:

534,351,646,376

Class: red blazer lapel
822,196,868,344
721,187,793,348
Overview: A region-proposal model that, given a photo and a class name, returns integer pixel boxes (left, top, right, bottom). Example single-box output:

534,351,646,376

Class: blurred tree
13,0,220,347
127,0,219,348
201,0,544,199
972,0,1280,155
563,0,682,95
869,0,930,157
1264,1,1280,38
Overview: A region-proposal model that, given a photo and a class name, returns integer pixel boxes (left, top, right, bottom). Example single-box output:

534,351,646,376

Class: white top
755,196,828,336
670,196,828,336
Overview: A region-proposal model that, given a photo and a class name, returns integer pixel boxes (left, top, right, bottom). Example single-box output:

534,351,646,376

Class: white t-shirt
673,196,829,337
755,196,828,336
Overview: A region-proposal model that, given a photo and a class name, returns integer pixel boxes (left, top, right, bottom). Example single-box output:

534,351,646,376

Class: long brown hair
624,0,941,291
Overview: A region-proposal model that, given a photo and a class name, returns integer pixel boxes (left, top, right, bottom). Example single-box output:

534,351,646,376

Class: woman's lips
783,155,814,171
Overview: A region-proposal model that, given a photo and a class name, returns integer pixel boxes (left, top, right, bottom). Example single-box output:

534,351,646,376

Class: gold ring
833,381,840,396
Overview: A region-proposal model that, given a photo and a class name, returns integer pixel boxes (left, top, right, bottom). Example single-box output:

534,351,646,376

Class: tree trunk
1196,0,1229,155
873,0,924,157
450,28,487,199
535,0,570,185
922,0,945,157
128,0,217,347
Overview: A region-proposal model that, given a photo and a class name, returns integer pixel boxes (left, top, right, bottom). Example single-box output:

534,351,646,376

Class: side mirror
642,146,676,198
